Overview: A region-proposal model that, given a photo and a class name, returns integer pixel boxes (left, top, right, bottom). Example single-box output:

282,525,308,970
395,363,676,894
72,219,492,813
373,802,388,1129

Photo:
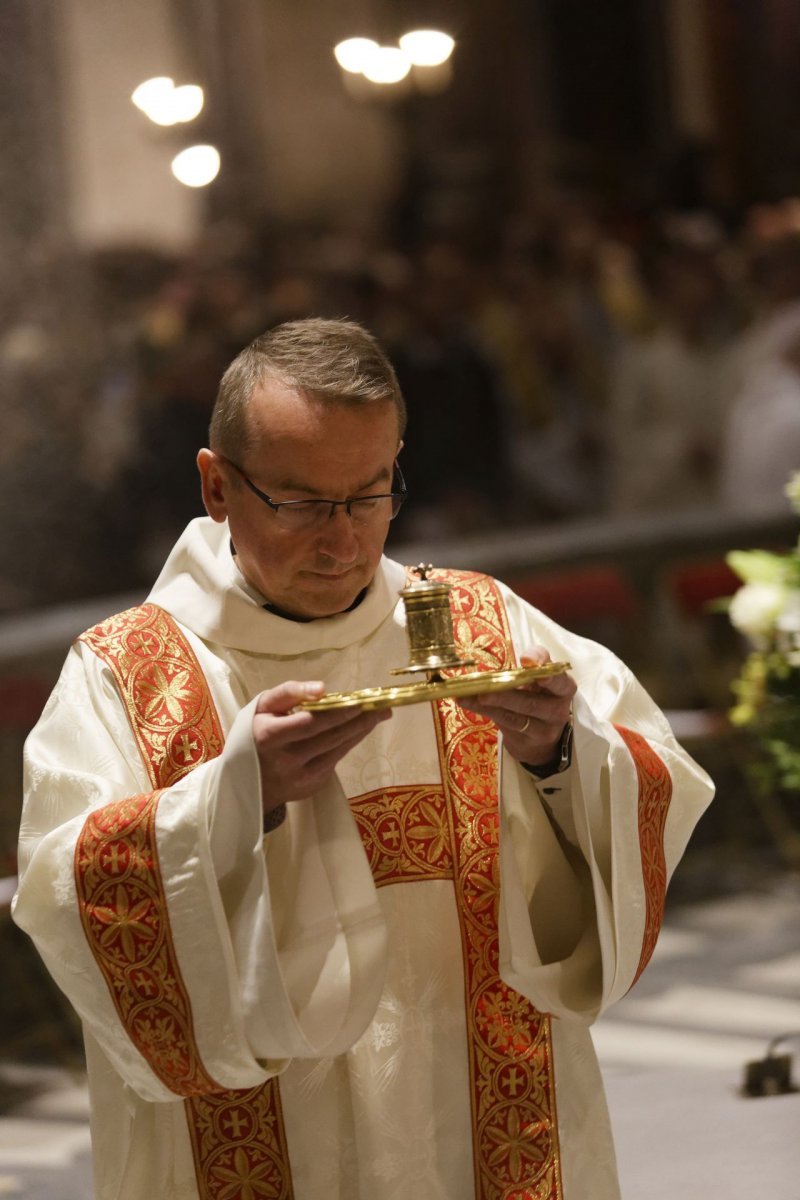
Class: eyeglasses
222,457,407,532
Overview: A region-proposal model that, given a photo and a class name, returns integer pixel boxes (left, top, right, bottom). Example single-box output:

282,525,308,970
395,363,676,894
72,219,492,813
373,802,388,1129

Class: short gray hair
209,317,406,461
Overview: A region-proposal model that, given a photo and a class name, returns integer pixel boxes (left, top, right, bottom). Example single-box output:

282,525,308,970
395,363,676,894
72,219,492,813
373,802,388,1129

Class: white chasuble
13,517,714,1200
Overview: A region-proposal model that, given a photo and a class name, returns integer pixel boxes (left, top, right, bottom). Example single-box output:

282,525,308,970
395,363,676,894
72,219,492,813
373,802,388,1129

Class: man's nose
315,505,360,561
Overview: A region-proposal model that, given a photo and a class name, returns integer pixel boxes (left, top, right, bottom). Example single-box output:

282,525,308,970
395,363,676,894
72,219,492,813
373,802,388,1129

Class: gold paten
300,563,570,712
299,662,570,712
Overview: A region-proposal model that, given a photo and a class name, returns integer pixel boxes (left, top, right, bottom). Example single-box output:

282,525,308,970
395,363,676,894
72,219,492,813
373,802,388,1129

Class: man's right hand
253,681,391,820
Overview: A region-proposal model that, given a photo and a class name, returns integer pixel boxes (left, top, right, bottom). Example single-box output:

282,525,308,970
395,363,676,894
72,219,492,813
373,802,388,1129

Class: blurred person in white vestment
721,230,800,513
608,217,737,515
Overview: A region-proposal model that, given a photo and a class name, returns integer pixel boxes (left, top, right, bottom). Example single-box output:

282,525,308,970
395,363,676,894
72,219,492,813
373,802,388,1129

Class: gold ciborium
300,563,570,712
390,563,476,678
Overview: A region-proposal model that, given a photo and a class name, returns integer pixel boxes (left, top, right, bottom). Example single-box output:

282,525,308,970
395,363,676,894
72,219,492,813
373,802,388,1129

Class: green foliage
728,471,800,797
726,549,791,586
731,650,800,795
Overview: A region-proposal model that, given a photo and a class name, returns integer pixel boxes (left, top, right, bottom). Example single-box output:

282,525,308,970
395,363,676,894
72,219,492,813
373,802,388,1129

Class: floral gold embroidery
350,786,453,884
80,606,221,789
76,604,295,1198
432,570,563,1200
187,1085,294,1200
75,789,220,1095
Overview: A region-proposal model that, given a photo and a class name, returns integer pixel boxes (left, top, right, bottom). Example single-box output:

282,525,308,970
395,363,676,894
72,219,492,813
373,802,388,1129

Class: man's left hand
458,646,577,768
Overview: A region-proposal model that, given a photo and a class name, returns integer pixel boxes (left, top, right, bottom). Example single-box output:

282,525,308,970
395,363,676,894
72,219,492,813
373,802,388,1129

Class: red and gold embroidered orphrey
75,788,220,1096
350,785,453,884
614,725,673,986
430,569,563,1200
79,604,226,790
186,1085,294,1200
74,603,295,1199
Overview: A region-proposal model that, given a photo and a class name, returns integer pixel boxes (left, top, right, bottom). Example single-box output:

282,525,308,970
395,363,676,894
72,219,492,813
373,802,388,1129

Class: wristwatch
524,720,573,779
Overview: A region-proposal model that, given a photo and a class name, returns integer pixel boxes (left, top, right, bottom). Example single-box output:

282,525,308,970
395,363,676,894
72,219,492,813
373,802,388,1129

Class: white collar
147,517,407,653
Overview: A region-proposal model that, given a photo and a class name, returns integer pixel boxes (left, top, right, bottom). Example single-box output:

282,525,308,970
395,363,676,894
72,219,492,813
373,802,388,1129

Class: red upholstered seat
0,675,50,730
662,558,741,618
0,674,50,881
503,564,641,625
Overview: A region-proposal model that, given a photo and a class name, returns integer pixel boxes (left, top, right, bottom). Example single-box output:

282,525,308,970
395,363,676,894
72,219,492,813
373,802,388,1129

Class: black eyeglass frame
221,456,408,523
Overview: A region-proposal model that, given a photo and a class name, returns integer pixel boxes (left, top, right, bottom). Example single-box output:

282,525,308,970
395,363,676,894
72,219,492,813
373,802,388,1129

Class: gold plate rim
298,661,571,712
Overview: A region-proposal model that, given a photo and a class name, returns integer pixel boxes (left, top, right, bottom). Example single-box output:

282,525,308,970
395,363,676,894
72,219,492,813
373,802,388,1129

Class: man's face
199,378,402,619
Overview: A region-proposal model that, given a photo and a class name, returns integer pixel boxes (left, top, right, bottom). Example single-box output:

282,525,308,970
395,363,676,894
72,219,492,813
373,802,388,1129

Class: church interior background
1,1,799,1194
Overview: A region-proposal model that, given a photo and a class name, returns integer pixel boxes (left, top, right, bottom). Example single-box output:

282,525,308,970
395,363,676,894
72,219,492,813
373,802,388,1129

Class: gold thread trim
432,570,563,1200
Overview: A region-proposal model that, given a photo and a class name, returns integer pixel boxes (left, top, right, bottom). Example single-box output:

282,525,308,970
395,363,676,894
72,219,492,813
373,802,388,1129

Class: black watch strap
524,720,573,779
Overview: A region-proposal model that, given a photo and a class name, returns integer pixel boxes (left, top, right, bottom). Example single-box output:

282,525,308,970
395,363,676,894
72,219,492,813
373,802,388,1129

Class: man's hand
253,681,391,819
458,646,576,768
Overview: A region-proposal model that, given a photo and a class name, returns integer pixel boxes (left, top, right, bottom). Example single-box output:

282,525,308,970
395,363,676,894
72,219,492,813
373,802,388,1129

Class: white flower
728,582,787,644
776,589,800,633
776,589,800,661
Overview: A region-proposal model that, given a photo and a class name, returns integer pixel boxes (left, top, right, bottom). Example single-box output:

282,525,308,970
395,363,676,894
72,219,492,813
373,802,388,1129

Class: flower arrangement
727,473,800,796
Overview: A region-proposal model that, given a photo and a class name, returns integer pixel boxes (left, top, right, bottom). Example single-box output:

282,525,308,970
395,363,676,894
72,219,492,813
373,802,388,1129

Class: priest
14,317,713,1200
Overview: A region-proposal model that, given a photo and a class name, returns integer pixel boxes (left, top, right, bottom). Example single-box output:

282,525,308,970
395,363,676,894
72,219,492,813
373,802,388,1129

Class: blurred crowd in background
3,190,800,615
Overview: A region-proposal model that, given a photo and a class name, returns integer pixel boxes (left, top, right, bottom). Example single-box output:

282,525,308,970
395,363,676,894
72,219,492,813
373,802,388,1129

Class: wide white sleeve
495,587,715,1025
12,644,386,1103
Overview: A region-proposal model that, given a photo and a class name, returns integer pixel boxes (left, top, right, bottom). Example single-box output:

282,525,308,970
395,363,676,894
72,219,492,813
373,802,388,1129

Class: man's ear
197,449,229,522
